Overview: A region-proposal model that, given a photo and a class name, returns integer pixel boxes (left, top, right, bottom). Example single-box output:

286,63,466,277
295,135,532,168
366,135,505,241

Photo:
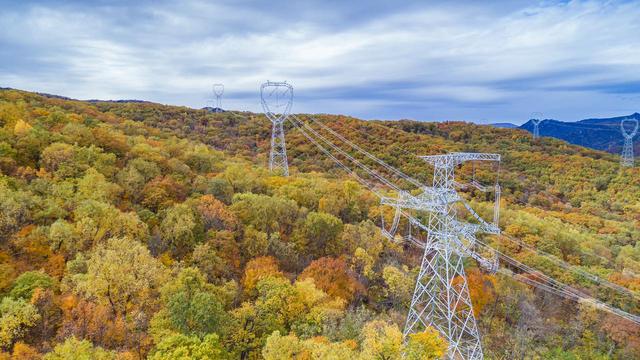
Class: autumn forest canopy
0,89,639,359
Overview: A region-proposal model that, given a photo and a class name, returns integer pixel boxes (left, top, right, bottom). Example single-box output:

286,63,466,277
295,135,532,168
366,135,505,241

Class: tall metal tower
383,153,500,360
531,112,543,139
261,81,293,176
620,117,638,167
212,84,224,109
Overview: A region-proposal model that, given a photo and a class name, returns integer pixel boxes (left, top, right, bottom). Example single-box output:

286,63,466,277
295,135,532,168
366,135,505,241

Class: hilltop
517,113,640,153
0,89,638,359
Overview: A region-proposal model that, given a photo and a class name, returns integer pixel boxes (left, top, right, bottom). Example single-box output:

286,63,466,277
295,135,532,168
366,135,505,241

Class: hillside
519,113,640,154
0,89,639,359
488,122,518,129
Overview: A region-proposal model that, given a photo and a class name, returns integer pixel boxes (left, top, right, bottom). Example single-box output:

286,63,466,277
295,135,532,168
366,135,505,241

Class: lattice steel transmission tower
384,153,500,360
261,81,293,176
531,112,543,139
212,84,224,110
620,117,638,167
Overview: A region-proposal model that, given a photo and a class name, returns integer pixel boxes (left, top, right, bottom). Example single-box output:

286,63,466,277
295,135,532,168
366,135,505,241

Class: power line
290,116,499,359
475,239,640,326
296,114,424,188
494,233,639,299
289,116,382,197
276,109,640,357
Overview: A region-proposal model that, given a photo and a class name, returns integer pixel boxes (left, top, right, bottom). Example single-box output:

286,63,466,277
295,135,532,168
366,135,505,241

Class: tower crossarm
420,152,500,167
260,81,293,124
380,187,460,211
452,220,482,239
621,118,639,139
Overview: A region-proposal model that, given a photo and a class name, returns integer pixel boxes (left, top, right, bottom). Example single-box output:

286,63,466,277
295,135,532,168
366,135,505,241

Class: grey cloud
0,0,639,123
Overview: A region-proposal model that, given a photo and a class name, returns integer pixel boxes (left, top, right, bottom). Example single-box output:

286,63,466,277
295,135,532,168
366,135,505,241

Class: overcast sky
1,0,639,123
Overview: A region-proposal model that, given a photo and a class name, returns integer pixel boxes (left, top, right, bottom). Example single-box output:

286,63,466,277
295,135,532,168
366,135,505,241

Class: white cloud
1,0,639,122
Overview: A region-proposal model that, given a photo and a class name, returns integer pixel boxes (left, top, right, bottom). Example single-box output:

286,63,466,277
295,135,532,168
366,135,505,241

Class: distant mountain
0,87,151,103
489,122,518,128
202,106,225,113
519,113,640,153
88,99,150,104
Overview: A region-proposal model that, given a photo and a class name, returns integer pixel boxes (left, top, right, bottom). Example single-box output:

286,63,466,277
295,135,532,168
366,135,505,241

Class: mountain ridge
519,113,640,153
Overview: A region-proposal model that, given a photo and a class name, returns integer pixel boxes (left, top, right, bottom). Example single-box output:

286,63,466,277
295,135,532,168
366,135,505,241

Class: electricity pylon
387,153,500,360
261,81,293,176
212,84,224,110
620,117,638,167
531,112,543,139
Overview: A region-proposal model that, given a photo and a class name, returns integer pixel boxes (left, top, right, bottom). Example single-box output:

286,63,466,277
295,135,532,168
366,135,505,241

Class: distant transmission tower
212,84,224,110
620,117,638,167
531,112,543,139
381,153,500,360
261,81,293,176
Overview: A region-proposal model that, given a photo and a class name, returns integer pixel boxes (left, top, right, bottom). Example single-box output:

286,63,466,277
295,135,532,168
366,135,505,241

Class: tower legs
621,138,634,167
404,219,483,359
270,121,289,176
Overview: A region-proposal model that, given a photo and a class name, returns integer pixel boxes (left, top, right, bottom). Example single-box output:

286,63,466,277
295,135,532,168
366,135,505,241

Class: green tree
230,193,299,235
149,333,229,360
48,219,78,256
9,271,55,300
160,203,204,257
296,212,343,256
68,200,149,252
262,331,308,360
221,164,266,194
43,337,115,360
262,331,357,360
182,144,221,173
75,168,121,203
151,268,231,338
382,265,413,308
70,236,166,316
231,276,344,358
40,142,75,175
242,226,269,259
0,297,41,349
190,242,228,283
206,177,234,204
61,122,95,147
0,182,33,242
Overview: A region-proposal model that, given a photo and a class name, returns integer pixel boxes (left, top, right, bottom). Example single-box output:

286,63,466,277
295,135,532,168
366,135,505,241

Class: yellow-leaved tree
404,327,448,360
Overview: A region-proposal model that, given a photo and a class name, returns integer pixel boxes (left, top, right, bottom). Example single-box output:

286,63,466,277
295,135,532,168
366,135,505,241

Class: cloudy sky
1,0,639,123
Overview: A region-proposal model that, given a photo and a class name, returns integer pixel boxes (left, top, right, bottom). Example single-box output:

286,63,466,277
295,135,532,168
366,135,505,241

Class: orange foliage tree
241,256,284,296
299,257,364,303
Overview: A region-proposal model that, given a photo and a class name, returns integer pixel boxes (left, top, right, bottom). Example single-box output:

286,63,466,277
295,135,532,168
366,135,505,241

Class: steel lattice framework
531,112,543,139
261,81,293,176
212,84,224,109
382,152,502,360
620,118,638,167
284,111,640,358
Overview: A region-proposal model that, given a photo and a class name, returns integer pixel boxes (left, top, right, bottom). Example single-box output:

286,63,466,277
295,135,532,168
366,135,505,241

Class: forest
0,88,639,359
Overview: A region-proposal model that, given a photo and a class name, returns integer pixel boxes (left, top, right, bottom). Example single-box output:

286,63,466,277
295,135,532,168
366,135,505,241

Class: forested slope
0,89,638,359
